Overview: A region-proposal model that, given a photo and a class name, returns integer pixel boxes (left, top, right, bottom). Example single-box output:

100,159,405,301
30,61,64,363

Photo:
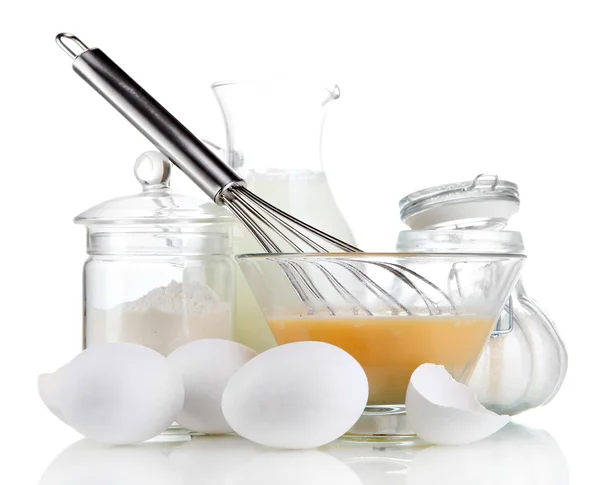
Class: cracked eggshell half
406,364,510,445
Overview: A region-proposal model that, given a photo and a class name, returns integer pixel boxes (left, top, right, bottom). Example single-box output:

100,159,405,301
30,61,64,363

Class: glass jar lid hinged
398,173,520,230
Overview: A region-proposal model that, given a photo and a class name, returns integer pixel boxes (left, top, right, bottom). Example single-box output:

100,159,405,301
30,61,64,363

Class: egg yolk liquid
267,316,494,404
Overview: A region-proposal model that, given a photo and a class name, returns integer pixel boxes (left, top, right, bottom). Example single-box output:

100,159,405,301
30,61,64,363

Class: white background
1,1,598,483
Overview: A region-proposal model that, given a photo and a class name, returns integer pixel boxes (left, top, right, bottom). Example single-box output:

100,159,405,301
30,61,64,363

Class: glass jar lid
398,174,520,230
74,152,233,226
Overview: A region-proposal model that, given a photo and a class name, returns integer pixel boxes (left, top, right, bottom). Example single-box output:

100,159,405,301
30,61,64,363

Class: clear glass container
211,80,356,352
397,174,568,415
75,151,235,357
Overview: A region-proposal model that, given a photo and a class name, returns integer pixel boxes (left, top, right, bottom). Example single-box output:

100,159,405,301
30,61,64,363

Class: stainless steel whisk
56,33,454,317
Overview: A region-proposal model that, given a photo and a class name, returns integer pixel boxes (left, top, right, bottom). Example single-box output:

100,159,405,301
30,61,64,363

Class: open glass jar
397,174,568,415
75,152,235,356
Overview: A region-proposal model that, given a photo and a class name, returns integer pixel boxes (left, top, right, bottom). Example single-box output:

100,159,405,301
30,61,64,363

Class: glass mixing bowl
236,252,524,441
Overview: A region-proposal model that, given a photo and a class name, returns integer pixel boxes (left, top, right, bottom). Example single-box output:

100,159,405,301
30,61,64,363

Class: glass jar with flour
75,151,235,356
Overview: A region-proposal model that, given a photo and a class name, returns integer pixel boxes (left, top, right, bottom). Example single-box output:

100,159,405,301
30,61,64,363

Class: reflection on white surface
168,435,263,484
323,423,569,484
39,424,568,485
38,438,183,485
227,449,362,485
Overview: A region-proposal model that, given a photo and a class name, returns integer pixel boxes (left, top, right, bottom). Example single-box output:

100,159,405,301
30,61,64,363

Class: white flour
86,280,232,355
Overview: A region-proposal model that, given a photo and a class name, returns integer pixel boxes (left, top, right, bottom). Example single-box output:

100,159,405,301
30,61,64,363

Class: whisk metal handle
56,33,243,203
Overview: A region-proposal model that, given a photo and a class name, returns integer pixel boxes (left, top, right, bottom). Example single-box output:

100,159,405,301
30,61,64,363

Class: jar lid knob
134,151,172,190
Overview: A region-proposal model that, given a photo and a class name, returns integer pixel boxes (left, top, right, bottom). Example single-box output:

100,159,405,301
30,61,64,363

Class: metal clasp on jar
491,297,514,338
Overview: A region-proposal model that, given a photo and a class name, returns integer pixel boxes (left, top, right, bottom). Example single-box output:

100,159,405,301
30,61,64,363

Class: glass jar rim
235,251,526,260
396,230,525,254
75,195,234,226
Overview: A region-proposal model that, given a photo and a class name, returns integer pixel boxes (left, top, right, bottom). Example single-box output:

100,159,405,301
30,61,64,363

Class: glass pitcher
396,174,568,415
211,80,356,352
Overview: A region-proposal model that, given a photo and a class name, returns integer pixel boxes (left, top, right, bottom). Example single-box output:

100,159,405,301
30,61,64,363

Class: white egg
167,339,257,434
221,341,369,449
406,364,510,446
40,342,184,445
